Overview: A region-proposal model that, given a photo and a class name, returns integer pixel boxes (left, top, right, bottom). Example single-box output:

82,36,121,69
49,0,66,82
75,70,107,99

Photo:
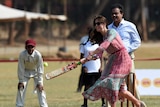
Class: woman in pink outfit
81,15,146,107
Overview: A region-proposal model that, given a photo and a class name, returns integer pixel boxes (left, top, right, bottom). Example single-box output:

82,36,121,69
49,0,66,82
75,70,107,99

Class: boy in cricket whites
16,39,48,107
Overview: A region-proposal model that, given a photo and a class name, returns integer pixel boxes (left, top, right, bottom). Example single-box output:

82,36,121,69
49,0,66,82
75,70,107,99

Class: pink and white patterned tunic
82,29,132,104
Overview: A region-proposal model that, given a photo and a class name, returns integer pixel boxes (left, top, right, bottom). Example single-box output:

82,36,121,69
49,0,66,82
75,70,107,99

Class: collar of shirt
111,18,125,29
109,19,141,53
26,50,36,57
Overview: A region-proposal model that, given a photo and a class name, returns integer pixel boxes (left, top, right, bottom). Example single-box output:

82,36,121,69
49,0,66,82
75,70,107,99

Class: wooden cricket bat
45,61,82,80
45,56,99,80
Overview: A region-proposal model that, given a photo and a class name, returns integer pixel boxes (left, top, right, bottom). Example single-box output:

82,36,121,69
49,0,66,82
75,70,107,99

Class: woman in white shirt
80,28,105,107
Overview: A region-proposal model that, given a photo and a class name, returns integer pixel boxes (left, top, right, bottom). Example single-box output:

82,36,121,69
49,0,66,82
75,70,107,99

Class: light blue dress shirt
108,19,141,53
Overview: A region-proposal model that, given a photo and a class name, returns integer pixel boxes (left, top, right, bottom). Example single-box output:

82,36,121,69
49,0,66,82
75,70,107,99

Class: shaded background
0,0,160,45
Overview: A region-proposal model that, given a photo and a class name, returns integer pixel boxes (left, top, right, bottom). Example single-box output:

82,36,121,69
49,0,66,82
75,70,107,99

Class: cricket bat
45,60,83,80
45,55,99,80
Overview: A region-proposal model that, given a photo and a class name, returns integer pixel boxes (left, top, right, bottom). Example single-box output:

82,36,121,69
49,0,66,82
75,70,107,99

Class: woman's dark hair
90,29,103,45
93,15,108,27
81,27,93,46
88,27,93,38
91,15,108,45
111,3,124,14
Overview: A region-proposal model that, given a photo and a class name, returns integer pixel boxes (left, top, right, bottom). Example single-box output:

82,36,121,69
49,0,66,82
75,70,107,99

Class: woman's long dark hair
90,29,103,45
91,15,109,45
82,27,103,45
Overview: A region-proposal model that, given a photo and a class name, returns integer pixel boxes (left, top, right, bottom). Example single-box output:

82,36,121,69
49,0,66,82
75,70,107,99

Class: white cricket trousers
16,76,48,107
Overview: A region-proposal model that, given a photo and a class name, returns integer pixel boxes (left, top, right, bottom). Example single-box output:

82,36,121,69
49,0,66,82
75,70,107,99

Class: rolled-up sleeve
18,54,25,83
36,54,44,85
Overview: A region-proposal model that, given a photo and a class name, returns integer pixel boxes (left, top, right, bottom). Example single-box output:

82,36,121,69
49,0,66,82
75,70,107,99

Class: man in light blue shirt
108,3,141,102
108,18,141,57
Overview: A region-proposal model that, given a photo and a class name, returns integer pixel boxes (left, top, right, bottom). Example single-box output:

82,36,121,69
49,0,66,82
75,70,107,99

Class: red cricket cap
25,39,36,47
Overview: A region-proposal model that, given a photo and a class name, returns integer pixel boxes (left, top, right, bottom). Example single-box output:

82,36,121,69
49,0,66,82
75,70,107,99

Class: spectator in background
16,39,48,107
77,29,89,92
79,28,105,107
108,3,141,100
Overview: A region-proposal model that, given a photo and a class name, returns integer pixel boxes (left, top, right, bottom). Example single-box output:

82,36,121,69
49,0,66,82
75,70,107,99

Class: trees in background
0,0,160,45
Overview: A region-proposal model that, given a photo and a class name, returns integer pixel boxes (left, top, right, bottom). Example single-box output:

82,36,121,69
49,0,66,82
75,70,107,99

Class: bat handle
76,61,81,65
79,58,88,64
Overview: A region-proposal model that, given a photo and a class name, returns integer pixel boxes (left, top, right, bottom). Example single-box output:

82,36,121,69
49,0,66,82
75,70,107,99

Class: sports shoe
81,104,88,107
102,104,106,107
140,101,147,107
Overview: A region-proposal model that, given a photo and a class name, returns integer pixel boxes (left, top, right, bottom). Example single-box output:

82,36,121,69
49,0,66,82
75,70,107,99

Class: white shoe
140,101,147,107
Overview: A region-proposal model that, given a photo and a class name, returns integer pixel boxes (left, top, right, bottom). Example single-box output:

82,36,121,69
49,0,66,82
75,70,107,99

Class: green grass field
0,44,160,107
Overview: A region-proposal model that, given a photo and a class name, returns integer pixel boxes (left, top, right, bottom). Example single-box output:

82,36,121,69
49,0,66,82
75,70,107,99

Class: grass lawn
0,44,160,107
